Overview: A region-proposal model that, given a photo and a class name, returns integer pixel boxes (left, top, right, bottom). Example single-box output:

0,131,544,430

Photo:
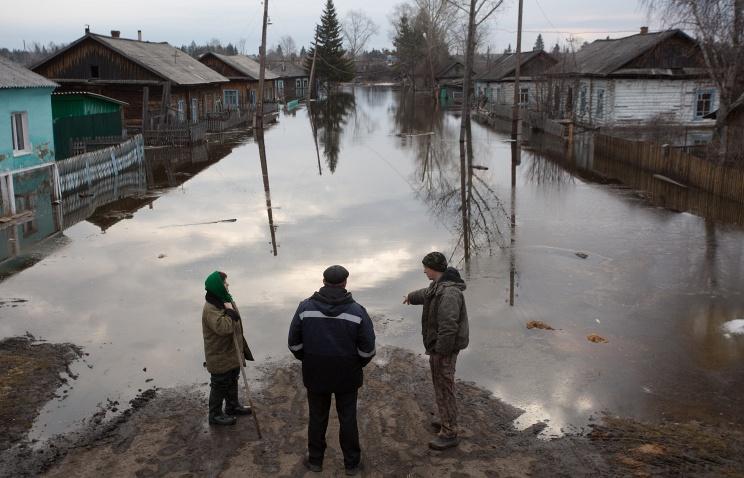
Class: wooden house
0,56,58,174
32,30,229,129
198,52,279,109
548,28,717,130
267,61,308,101
474,50,557,110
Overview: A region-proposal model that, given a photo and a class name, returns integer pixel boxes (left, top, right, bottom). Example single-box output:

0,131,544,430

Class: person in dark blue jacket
288,265,376,476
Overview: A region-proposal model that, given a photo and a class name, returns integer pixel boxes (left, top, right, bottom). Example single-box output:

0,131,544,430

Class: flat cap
323,265,349,285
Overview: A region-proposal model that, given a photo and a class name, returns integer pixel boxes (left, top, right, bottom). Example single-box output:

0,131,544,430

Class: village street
3,0,744,476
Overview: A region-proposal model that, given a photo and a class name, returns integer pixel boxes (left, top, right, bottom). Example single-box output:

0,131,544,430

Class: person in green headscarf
202,271,254,426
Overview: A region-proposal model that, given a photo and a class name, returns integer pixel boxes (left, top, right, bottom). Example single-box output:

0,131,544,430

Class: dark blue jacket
288,286,376,393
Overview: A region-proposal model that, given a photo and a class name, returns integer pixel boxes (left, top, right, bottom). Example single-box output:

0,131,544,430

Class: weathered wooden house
32,30,229,129
198,52,279,109
267,61,309,101
0,56,58,174
548,28,717,130
475,50,557,110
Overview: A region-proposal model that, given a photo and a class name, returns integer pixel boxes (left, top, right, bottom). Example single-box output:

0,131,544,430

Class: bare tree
279,35,298,60
343,10,380,58
643,0,744,158
414,0,459,89
446,0,505,260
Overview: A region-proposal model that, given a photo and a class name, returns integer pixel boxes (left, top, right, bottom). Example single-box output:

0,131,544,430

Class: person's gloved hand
225,309,241,321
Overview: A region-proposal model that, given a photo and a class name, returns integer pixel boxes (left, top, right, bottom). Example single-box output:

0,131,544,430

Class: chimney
138,30,142,41
111,30,120,38
84,25,90,35
640,26,649,35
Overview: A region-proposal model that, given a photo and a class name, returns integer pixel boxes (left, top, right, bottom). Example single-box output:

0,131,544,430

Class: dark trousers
307,389,360,469
208,367,241,417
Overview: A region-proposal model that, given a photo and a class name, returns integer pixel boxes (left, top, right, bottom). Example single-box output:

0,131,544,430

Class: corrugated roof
52,91,129,105
0,55,58,89
205,53,279,80
476,50,547,81
266,61,307,78
550,30,693,76
91,34,228,85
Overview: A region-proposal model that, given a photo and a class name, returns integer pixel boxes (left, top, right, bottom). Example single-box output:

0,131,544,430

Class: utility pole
510,0,524,144
307,32,318,102
255,0,270,130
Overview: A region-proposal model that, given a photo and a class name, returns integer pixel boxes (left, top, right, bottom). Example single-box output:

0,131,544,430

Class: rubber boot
225,381,252,416
208,380,236,426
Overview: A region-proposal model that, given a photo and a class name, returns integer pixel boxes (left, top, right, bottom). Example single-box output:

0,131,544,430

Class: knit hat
323,265,349,285
205,271,233,303
422,252,447,272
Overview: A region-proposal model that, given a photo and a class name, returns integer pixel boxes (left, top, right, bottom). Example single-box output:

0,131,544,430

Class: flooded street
2,86,744,445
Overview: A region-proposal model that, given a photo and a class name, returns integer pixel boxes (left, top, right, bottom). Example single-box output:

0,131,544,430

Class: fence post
7,173,16,215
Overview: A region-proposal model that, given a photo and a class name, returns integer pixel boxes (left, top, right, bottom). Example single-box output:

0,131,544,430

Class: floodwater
1,86,743,442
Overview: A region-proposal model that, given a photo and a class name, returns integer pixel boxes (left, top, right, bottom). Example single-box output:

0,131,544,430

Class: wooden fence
57,134,145,194
206,108,252,133
594,134,744,204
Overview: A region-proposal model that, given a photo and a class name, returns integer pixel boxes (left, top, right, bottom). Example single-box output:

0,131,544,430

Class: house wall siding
611,78,717,126
0,87,56,172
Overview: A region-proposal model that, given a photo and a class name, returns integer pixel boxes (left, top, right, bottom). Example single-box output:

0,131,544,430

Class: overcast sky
1,0,659,54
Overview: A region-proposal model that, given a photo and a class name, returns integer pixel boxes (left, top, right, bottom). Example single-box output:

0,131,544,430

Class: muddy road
3,346,743,477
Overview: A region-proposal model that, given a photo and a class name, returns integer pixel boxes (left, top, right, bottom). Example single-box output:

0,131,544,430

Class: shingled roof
201,52,279,81
476,50,553,81
0,55,58,89
266,61,307,78
33,33,228,86
550,29,700,77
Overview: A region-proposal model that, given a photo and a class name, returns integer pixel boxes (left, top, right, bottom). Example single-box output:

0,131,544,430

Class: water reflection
256,130,278,256
308,93,356,173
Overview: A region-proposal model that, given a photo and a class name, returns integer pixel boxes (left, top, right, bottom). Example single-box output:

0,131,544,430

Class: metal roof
266,61,307,78
549,30,696,77
0,55,58,89
52,91,129,105
90,35,228,85
475,50,552,81
203,52,279,80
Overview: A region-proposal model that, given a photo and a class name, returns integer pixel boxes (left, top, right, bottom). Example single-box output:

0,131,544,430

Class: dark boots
208,368,243,426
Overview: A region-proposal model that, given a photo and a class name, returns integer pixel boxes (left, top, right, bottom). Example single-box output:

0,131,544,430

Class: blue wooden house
0,56,58,173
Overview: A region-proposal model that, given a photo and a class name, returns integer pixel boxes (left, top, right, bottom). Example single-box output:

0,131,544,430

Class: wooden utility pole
255,0,270,130
510,0,524,143
307,33,318,102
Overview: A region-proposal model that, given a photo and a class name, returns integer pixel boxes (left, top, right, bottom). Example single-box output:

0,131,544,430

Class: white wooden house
474,50,557,114
548,29,717,132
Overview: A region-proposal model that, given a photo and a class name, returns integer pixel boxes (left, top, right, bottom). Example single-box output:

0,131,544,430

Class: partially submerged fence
594,134,744,204
206,109,251,133
57,134,145,194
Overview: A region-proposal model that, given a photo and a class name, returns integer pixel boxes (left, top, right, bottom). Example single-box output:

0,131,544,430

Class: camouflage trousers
429,352,459,438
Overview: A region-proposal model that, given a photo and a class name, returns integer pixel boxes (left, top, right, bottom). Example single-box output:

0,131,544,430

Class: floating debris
159,218,237,228
576,252,589,259
587,334,608,344
157,254,166,259
526,321,555,331
722,319,744,336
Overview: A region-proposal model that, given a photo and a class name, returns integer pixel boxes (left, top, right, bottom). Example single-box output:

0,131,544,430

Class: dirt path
0,335,82,452
3,345,744,477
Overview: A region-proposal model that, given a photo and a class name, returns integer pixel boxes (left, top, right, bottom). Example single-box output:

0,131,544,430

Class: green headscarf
205,271,233,304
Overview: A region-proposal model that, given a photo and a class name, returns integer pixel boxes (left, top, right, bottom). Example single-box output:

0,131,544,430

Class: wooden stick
230,301,262,439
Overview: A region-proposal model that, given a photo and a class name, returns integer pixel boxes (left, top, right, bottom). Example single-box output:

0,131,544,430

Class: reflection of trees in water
393,91,441,135
308,93,356,173
401,105,509,257
522,149,576,188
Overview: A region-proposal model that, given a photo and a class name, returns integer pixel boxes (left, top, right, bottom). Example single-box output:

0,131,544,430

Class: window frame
596,89,605,118
11,111,31,156
694,88,715,120
519,87,529,106
223,89,239,109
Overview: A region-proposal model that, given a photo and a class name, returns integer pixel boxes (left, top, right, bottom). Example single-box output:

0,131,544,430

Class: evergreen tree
393,15,424,84
533,34,544,51
300,46,307,57
551,42,560,56
304,0,355,85
504,44,512,54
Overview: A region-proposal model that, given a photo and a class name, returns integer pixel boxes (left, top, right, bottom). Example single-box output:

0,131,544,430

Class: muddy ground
0,334,82,452
2,345,744,477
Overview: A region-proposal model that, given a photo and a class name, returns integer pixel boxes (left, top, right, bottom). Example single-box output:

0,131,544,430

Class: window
177,99,185,122
695,89,714,119
191,98,198,123
296,79,302,90
596,89,605,118
519,87,529,106
11,112,30,155
90,65,99,78
579,86,587,114
553,85,560,113
223,89,239,109
277,80,284,96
